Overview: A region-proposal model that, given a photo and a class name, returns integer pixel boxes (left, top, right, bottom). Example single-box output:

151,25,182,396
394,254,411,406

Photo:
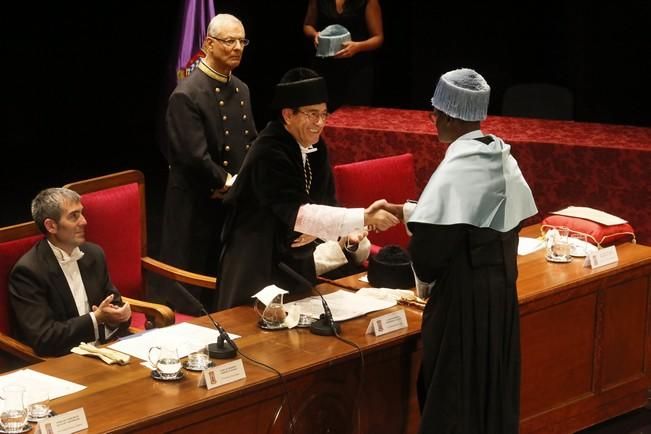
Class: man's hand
364,205,399,232
366,199,388,213
211,184,230,200
93,294,131,327
211,173,236,199
346,229,369,245
292,234,318,248
366,199,405,222
340,229,369,251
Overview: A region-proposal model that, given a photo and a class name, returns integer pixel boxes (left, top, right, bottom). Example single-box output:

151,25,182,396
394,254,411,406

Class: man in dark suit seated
9,188,131,356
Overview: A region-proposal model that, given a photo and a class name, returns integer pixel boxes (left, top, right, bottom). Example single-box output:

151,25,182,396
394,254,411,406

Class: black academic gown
216,120,337,311
408,223,521,434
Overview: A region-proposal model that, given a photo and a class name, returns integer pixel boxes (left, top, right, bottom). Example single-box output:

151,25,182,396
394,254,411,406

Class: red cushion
541,215,636,247
0,234,43,334
333,153,418,248
80,183,143,299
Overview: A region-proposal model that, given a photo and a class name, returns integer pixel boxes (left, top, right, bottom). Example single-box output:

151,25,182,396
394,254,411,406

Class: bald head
207,14,243,38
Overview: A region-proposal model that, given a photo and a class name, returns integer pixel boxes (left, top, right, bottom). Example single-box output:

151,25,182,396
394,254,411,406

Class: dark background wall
2,1,649,254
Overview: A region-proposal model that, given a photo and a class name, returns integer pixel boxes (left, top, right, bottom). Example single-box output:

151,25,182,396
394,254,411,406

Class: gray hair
31,187,81,234
207,14,243,38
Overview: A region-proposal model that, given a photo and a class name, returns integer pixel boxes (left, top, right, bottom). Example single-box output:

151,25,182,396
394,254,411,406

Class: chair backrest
333,153,418,248
64,170,146,299
0,222,43,336
502,83,574,120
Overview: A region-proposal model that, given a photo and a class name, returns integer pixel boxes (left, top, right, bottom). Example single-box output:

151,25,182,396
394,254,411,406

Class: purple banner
176,0,215,80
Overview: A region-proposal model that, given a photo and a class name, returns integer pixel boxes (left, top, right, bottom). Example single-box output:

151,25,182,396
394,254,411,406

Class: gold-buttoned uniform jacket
158,63,257,313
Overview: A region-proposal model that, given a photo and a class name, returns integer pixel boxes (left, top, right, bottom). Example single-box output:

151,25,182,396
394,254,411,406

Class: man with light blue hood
379,68,537,433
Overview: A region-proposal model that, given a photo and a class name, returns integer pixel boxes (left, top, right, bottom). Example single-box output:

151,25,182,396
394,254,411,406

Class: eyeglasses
209,36,250,48
298,110,329,123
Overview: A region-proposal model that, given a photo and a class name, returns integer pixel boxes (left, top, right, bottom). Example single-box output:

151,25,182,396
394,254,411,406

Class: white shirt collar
47,241,85,265
297,142,318,163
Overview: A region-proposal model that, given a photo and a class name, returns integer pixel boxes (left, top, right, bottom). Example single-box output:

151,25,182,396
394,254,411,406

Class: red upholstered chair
0,220,180,367
333,153,418,254
0,222,45,365
63,170,216,328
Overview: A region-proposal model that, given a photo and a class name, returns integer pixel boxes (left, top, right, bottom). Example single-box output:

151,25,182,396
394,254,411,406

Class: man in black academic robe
377,68,537,433
410,69,537,434
217,68,398,311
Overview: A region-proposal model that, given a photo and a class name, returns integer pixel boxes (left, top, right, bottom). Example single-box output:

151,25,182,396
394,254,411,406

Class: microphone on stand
277,262,341,336
172,282,237,359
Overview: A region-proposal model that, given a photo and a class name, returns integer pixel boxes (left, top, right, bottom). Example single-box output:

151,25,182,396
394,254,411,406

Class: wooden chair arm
0,333,44,364
123,296,175,330
141,256,217,289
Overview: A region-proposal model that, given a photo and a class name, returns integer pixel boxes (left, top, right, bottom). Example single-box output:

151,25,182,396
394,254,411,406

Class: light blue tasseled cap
431,68,490,121
316,25,351,57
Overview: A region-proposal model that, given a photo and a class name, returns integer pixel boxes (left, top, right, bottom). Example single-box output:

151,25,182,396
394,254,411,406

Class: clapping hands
93,294,131,328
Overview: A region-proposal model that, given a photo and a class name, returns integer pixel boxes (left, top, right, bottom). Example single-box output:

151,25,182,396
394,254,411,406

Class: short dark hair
31,188,81,234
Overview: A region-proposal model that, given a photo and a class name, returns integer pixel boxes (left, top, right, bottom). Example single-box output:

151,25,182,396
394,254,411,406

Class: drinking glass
546,227,572,262
569,232,589,257
27,389,50,419
186,344,210,370
255,294,287,328
0,385,28,433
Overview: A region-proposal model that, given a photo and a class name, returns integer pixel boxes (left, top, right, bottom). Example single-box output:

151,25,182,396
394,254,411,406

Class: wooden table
516,226,651,433
15,226,651,433
24,286,423,434
335,225,651,434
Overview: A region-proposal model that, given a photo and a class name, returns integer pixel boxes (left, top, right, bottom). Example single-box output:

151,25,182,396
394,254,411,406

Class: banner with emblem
176,0,215,81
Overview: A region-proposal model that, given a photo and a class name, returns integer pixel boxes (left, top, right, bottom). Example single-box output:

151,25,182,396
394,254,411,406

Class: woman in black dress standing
303,0,383,111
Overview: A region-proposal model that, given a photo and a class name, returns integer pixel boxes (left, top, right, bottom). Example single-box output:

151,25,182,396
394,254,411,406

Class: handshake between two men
291,199,406,249
364,199,406,233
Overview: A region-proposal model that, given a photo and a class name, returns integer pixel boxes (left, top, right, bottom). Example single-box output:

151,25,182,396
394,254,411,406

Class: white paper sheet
551,206,627,225
0,369,86,404
518,237,545,255
252,284,288,306
288,289,396,322
108,322,240,361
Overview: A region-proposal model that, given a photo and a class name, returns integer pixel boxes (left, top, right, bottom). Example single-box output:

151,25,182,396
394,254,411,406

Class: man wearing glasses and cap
158,14,257,315
216,67,398,310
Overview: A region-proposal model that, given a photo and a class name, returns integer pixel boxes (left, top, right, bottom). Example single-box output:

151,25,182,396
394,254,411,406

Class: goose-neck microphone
172,282,237,358
277,262,341,336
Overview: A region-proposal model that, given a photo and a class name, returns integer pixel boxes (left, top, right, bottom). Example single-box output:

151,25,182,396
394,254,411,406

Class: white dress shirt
47,241,118,342
295,142,365,240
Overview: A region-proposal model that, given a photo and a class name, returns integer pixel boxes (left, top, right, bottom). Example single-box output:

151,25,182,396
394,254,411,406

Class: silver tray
151,370,184,381
257,319,288,331
545,254,573,263
183,361,214,372
0,424,31,434
27,409,54,423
